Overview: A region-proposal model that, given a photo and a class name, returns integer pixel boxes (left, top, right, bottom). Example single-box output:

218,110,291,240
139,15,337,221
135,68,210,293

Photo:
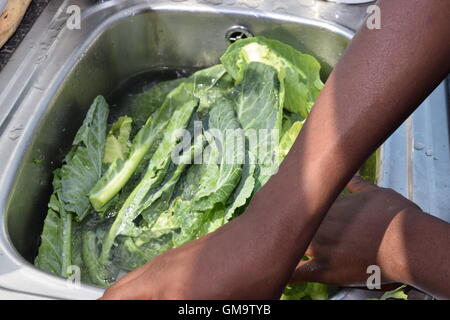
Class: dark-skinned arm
292,177,450,300
102,0,450,299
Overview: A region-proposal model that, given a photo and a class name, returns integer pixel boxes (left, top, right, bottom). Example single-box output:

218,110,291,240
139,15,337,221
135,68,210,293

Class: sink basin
0,0,447,300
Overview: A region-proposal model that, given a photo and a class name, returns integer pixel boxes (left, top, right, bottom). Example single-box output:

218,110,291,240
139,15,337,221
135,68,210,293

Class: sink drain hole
226,26,254,44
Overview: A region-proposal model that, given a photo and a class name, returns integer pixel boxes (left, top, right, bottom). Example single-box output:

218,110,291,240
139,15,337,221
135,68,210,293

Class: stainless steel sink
0,0,447,300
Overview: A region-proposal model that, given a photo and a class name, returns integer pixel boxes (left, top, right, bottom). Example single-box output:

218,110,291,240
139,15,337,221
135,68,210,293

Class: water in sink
107,68,197,122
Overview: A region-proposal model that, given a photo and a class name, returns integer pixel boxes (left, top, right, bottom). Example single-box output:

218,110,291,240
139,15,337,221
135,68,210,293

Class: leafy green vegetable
192,96,244,212
377,285,408,300
131,78,185,131
82,231,111,287
223,150,256,222
90,84,192,211
34,192,73,277
189,64,232,113
35,96,109,276
89,66,231,212
114,229,175,272
221,36,323,118
99,83,198,265
359,149,380,184
59,96,109,221
235,62,283,191
103,116,132,164
279,120,303,161
281,283,328,300
36,37,382,300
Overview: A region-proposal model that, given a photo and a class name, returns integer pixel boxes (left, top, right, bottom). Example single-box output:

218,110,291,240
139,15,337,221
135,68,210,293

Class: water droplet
414,142,425,150
8,125,24,140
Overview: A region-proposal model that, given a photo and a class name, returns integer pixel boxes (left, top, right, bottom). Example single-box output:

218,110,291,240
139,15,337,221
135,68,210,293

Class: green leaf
98,66,238,265
89,83,194,211
59,96,109,221
99,83,198,265
114,231,174,271
281,283,328,300
221,36,323,117
35,170,73,278
89,67,232,212
103,116,132,164
195,204,227,237
234,62,283,191
189,65,233,113
223,150,256,222
34,206,73,277
82,231,111,287
149,147,224,247
193,96,244,211
170,199,207,247
131,78,185,131
278,120,304,161
90,116,156,211
140,134,206,225
35,96,109,278
36,38,329,293
379,285,408,300
359,149,380,184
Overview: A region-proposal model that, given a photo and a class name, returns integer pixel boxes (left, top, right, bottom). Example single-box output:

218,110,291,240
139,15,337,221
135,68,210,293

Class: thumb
347,175,378,193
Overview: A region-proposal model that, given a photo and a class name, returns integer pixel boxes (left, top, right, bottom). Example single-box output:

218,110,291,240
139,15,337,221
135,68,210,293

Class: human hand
290,176,423,287
100,208,295,300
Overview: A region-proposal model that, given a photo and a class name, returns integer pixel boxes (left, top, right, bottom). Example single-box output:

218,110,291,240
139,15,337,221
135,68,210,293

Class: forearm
384,209,450,299
243,0,450,296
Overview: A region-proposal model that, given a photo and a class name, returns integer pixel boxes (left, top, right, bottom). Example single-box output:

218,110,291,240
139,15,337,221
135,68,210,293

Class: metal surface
379,81,450,223
225,25,254,43
0,0,447,300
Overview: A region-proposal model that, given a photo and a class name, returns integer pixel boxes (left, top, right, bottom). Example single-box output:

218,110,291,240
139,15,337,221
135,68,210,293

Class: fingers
347,176,378,193
100,276,152,300
290,258,329,284
99,265,151,300
109,263,148,289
